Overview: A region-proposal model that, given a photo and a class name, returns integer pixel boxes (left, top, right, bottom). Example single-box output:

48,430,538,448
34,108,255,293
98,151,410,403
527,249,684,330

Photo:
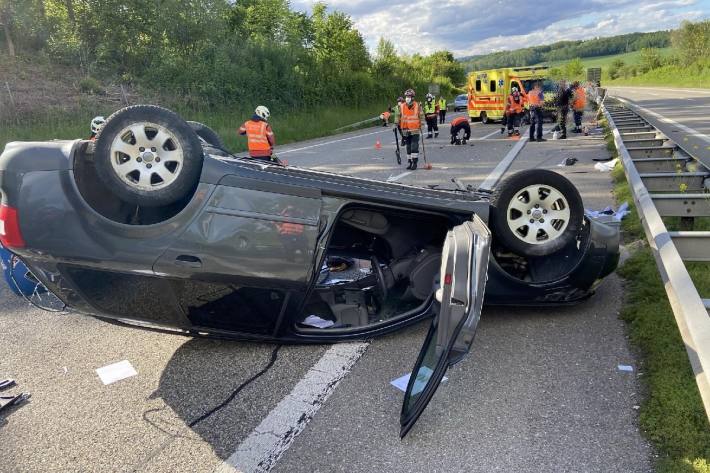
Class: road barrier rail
602,95,710,422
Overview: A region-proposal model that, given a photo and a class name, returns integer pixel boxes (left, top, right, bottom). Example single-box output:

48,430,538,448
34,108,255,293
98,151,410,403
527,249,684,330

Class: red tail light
0,205,25,248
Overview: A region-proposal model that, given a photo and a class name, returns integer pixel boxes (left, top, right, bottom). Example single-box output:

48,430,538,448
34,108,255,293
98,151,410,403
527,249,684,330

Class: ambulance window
489,80,496,92
475,80,481,92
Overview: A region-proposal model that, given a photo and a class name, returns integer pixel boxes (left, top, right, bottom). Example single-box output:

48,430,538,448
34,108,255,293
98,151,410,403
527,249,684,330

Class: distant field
540,47,676,70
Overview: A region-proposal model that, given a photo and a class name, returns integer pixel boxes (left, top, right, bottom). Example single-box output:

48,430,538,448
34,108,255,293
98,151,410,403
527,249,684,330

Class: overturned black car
0,105,619,436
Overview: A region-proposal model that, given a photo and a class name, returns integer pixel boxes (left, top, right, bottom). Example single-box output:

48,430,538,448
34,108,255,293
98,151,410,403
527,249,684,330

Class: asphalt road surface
0,110,653,473
606,86,710,166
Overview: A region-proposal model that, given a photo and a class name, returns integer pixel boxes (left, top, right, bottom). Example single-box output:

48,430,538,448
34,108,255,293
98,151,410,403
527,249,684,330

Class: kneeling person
450,116,471,145
239,105,277,163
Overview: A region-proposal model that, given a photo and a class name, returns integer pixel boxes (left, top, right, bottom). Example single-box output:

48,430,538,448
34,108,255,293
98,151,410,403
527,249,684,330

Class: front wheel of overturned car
490,169,584,257
94,105,204,207
187,121,225,149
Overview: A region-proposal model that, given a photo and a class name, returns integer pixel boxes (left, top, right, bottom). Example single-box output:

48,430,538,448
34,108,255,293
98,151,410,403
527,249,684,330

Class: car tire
187,121,225,149
94,105,203,207
480,112,488,124
490,169,584,257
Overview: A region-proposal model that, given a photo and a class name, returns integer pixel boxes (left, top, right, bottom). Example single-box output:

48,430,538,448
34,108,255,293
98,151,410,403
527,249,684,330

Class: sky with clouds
291,0,710,57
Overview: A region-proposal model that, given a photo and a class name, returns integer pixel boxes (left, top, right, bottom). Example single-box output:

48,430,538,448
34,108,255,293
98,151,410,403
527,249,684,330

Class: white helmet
511,86,519,93
91,116,106,134
426,93,434,101
255,106,270,120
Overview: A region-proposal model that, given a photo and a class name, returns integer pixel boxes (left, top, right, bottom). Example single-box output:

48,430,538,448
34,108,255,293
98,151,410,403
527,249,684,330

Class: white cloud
291,0,710,56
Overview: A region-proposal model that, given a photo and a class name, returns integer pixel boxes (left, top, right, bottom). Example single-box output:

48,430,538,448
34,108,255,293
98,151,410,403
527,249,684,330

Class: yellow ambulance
467,66,552,123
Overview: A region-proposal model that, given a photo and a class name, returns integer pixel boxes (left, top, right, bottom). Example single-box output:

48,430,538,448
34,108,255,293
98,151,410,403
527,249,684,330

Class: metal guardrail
601,95,710,423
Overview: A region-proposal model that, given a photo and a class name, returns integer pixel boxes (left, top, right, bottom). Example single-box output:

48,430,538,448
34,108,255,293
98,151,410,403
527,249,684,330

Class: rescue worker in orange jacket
380,107,392,127
527,82,546,142
395,89,425,170
571,81,587,133
239,105,276,162
506,86,524,136
449,116,471,145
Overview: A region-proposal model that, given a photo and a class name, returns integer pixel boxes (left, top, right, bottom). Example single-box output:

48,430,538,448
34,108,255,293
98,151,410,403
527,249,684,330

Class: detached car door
400,215,491,437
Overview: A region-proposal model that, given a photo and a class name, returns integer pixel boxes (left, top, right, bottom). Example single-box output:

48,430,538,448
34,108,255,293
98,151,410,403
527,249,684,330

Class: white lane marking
278,129,390,155
478,135,529,191
214,342,369,473
478,129,502,140
386,171,412,182
614,96,710,144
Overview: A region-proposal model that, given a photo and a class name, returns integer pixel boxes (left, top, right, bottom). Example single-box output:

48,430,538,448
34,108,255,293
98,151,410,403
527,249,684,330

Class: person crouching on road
423,93,439,139
239,105,277,162
449,116,471,145
506,87,524,136
438,96,447,124
571,81,586,133
395,89,425,170
527,82,546,142
379,107,392,127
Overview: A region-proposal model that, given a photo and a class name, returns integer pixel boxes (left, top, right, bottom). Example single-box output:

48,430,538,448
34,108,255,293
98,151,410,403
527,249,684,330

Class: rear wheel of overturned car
490,169,584,257
187,121,225,149
94,105,204,207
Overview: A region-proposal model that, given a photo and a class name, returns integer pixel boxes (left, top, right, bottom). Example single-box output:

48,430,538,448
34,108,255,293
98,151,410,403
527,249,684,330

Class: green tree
564,58,584,79
608,59,625,80
639,47,662,73
671,19,710,66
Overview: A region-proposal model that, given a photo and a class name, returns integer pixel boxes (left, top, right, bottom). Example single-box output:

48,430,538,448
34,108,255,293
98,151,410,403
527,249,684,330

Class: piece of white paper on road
391,371,448,393
96,360,138,385
594,158,618,172
617,364,634,372
302,315,335,329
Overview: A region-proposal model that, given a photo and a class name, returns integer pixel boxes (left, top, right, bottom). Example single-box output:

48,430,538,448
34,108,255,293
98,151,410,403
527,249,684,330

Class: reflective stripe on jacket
239,119,274,157
399,102,422,130
423,101,438,116
507,94,523,114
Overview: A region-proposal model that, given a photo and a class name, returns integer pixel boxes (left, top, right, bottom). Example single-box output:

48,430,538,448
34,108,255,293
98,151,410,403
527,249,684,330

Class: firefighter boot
406,158,413,170
411,158,418,170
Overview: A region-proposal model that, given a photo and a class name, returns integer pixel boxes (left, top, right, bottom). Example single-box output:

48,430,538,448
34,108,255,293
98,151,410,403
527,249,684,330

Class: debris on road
594,158,618,171
0,392,30,414
96,360,138,385
585,202,630,222
0,379,16,390
617,364,634,372
390,372,448,393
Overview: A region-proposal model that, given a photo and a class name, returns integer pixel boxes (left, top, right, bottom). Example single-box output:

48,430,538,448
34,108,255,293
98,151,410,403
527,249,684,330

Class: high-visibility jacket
399,102,423,131
507,94,523,114
527,88,544,107
423,101,438,116
572,86,586,111
381,111,391,121
450,116,468,127
439,98,447,110
239,118,275,157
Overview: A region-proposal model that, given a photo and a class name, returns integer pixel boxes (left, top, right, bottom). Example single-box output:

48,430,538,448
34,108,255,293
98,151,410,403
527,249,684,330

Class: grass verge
601,115,710,472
